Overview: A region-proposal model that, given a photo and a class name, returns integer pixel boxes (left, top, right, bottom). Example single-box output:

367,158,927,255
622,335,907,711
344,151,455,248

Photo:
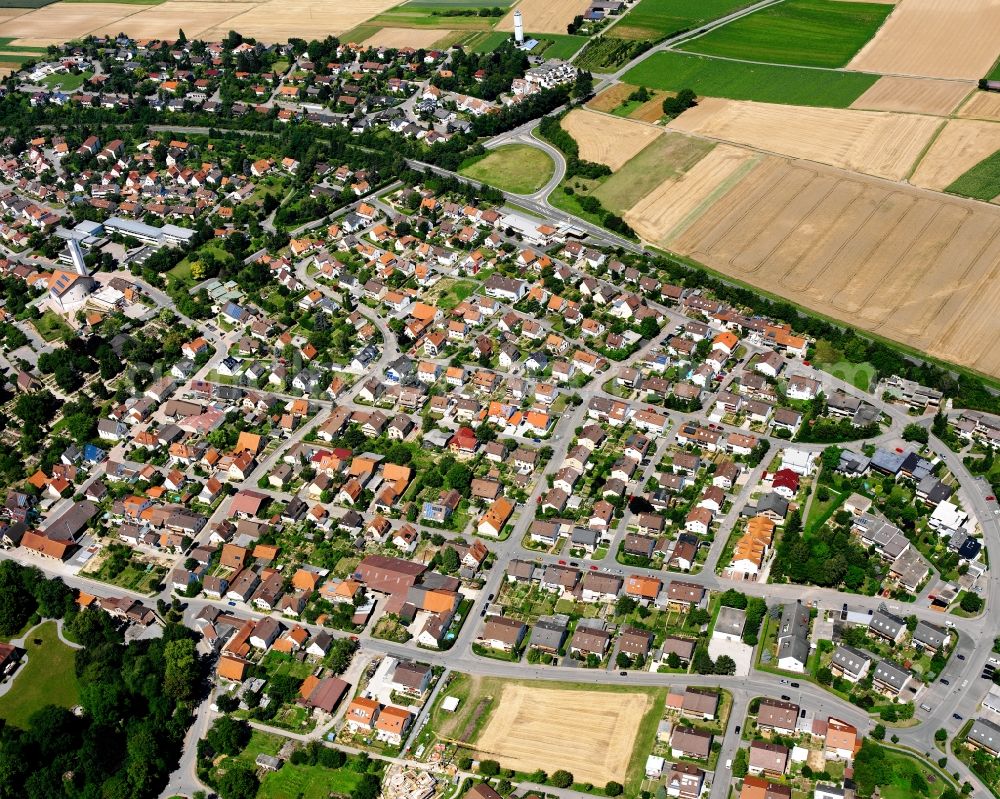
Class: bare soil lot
475,684,650,785
561,108,661,171
958,91,1000,122
850,75,972,115
847,0,1000,80
0,3,140,42
661,153,1000,379
910,119,1000,190
667,97,940,181
498,0,590,34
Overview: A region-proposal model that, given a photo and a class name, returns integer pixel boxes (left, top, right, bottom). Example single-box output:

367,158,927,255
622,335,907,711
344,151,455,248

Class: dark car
941,678,950,685
734,725,741,734
781,694,791,701
953,713,963,720
790,682,800,688
619,671,627,677
957,653,966,660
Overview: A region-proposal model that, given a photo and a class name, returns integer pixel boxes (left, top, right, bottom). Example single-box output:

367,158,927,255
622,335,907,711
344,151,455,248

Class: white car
725,760,731,770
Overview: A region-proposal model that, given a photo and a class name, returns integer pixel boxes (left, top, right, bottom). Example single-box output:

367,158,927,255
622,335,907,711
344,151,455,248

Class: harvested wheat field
661,153,1000,378
668,97,940,181
630,92,672,123
498,0,590,34
475,685,650,785
848,0,1000,80
958,91,1000,122
851,76,972,115
0,3,139,42
910,120,1000,190
363,27,452,48
201,0,401,40
561,108,660,171
587,83,635,113
625,144,757,242
89,2,257,39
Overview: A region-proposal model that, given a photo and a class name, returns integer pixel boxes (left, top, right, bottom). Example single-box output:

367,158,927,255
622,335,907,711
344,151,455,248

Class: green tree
217,764,259,799
605,781,623,796
902,423,929,444
479,760,501,777
551,770,574,788
960,592,983,613
206,717,252,756
162,638,198,703
871,724,886,741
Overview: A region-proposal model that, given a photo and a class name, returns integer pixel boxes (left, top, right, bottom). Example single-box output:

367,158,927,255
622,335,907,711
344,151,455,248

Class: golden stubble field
848,0,1000,79
497,0,591,34
646,152,1000,379
850,75,973,115
0,0,402,44
909,119,1000,191
958,91,1000,122
667,97,941,181
561,108,661,170
474,685,650,785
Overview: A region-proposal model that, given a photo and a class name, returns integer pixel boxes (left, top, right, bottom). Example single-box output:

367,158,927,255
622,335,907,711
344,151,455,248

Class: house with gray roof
912,621,949,654
831,645,871,683
776,602,810,672
868,608,906,643
967,718,1000,756
872,659,911,697
530,615,569,654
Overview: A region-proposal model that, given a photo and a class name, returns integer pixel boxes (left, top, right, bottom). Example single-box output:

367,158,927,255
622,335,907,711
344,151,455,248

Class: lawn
459,144,555,194
878,747,956,799
622,50,878,107
41,70,92,91
680,0,893,68
610,0,754,41
804,485,845,534
946,148,1000,201
435,278,478,310
33,310,71,342
368,4,500,29
259,764,362,799
0,621,80,729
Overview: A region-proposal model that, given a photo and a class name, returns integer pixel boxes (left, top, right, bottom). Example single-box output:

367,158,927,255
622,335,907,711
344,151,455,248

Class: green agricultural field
591,132,715,214
610,0,753,41
41,70,92,91
465,30,511,51
680,0,893,68
534,33,589,60
459,144,555,194
0,0,55,7
946,148,1000,201
575,36,651,70
623,50,878,107
0,622,80,729
369,1,509,29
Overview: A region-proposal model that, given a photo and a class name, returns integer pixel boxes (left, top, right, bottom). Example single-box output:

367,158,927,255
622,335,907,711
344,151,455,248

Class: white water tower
513,9,525,44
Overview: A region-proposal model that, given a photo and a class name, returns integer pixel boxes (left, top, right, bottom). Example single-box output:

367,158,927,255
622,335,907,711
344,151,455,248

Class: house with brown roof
666,580,706,610
478,497,514,537
669,727,712,760
748,741,788,776
681,687,719,720
479,616,527,652
570,625,611,658
756,699,799,734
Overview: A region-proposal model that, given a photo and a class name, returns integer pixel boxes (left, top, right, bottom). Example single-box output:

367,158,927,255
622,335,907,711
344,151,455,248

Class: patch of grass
946,148,1000,201
0,0,56,7
533,33,589,60
259,763,362,799
610,0,753,41
878,746,956,799
681,0,893,68
340,24,382,42
623,50,878,107
436,278,478,310
368,5,498,29
459,144,555,194
548,183,607,226
804,485,845,534
405,0,514,6
41,70,91,91
33,310,71,342
0,621,79,729
591,132,715,214
466,30,512,51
